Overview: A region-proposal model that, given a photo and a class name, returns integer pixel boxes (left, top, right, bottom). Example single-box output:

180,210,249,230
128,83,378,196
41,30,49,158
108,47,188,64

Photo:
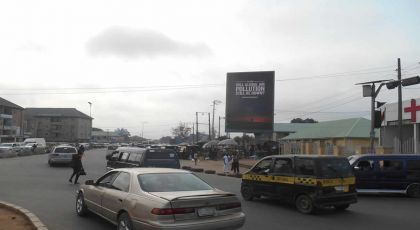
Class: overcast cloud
0,0,419,139
86,27,212,58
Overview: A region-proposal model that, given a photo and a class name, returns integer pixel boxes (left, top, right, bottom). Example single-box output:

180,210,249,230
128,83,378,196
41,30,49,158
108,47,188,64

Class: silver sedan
76,168,245,230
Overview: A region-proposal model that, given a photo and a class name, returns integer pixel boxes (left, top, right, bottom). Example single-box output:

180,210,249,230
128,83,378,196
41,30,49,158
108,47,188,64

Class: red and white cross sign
404,99,420,123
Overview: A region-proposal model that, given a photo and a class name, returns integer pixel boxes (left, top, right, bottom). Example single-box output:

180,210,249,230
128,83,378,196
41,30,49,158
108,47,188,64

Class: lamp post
141,122,148,141
196,112,211,142
88,102,92,118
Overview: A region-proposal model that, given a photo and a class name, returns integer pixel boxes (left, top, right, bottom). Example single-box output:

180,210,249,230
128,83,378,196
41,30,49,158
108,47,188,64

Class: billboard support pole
196,112,198,143
208,113,211,141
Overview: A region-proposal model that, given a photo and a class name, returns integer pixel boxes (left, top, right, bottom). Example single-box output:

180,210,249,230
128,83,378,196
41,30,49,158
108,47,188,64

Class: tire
407,183,420,198
241,186,254,201
334,204,350,210
118,212,134,230
295,194,315,214
76,193,89,216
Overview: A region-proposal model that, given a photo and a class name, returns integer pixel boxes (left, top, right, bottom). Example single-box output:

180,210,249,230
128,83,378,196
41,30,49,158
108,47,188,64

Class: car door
270,157,295,200
353,158,378,190
101,171,131,221
248,158,274,196
377,158,406,190
84,171,119,214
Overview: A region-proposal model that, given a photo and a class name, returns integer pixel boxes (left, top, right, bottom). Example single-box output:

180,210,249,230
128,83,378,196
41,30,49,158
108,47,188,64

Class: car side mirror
85,180,95,185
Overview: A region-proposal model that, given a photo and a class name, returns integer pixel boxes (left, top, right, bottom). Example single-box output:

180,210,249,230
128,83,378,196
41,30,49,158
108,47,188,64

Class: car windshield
54,147,76,153
138,173,213,192
317,158,353,178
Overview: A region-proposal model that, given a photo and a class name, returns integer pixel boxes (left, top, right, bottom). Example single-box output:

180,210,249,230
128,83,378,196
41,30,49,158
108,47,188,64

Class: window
112,172,130,192
120,152,130,161
273,158,293,174
407,160,420,172
295,158,315,176
379,160,403,171
110,152,121,161
138,173,213,192
133,152,144,162
356,160,374,171
251,159,272,174
97,171,119,187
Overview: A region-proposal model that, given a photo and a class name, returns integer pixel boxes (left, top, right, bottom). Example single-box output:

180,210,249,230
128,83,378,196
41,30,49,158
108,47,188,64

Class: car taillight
217,202,241,210
151,208,195,215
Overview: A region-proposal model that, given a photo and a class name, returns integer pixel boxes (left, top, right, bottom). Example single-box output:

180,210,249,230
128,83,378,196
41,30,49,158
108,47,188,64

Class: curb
0,201,48,230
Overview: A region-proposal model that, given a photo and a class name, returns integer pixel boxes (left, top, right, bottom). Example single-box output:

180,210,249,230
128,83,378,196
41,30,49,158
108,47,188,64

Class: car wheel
76,193,89,216
334,204,350,210
118,212,133,230
295,194,315,214
407,183,420,198
241,186,254,201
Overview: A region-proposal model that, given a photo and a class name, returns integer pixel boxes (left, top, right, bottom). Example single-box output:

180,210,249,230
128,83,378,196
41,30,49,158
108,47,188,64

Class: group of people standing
223,152,240,175
68,144,86,184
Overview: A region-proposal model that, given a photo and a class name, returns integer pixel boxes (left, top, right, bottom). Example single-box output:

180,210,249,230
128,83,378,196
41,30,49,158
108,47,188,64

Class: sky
0,0,419,139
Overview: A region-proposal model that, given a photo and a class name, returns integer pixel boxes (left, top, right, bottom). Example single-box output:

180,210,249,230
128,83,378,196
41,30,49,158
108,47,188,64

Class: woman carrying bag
69,145,86,184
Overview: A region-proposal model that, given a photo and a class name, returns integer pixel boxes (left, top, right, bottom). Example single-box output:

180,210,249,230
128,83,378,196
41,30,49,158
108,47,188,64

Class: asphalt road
1,149,420,230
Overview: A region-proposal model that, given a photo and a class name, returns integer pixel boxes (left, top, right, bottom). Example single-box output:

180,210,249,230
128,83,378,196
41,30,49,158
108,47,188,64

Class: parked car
0,143,22,152
23,138,46,147
76,168,245,230
48,145,78,166
106,147,180,171
241,155,357,214
349,154,420,197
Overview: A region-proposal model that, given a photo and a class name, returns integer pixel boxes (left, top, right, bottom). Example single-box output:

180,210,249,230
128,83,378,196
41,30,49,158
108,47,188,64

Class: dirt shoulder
0,207,35,230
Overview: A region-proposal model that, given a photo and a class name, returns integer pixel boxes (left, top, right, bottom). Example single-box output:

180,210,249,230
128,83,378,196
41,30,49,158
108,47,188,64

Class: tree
291,118,318,123
114,128,131,141
171,122,192,142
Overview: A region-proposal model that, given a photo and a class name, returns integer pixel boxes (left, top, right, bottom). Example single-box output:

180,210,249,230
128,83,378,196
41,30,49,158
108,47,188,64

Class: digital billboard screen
225,71,275,133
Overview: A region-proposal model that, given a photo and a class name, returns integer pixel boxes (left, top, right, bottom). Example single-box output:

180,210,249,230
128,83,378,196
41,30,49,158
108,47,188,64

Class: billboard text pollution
225,71,275,132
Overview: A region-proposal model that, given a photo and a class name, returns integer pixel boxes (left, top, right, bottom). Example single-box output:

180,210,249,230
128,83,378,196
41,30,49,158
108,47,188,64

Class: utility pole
196,112,198,143
218,116,221,138
397,58,403,153
211,100,221,139
208,112,211,141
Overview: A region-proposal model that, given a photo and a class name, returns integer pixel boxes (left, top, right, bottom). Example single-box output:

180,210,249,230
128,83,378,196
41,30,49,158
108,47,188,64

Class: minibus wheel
241,186,254,201
295,194,314,214
406,183,420,198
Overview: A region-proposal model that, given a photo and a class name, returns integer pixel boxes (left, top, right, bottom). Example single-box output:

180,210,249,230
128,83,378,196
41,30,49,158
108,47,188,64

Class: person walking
69,145,85,184
232,153,240,174
223,153,230,175
193,152,198,166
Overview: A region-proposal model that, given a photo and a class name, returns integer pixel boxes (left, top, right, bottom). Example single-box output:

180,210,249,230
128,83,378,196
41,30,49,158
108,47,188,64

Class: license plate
335,185,349,192
197,207,215,217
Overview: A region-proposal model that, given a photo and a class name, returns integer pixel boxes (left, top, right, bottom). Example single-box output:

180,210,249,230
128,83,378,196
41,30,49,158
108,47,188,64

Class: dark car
241,155,357,214
106,147,181,171
349,154,420,197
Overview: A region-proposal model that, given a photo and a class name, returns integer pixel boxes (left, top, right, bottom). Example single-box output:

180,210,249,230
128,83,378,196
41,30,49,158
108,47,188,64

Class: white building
380,98,420,154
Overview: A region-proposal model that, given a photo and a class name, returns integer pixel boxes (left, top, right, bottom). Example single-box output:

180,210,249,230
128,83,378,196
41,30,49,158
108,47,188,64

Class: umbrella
217,139,238,146
202,140,219,149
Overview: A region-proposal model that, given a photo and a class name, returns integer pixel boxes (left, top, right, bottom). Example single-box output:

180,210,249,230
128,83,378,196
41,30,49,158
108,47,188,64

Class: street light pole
88,102,92,118
211,100,221,140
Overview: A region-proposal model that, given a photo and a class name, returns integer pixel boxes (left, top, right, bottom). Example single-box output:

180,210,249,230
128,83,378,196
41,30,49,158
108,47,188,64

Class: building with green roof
278,118,379,155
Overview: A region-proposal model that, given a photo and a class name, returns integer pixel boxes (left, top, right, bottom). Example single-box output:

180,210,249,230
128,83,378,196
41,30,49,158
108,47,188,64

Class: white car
48,145,78,166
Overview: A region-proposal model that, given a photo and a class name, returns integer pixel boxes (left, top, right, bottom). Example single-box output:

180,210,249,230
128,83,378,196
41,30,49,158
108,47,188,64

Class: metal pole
212,101,215,139
370,84,376,153
218,116,221,138
208,113,211,141
397,58,403,153
196,112,198,143
192,123,195,144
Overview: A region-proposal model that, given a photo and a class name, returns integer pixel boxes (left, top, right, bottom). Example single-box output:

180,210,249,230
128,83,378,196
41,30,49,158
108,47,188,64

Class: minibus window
295,159,315,176
379,160,403,171
407,160,420,172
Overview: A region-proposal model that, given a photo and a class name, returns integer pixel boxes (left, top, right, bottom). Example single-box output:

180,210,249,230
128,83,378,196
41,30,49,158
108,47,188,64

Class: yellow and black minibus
241,155,357,214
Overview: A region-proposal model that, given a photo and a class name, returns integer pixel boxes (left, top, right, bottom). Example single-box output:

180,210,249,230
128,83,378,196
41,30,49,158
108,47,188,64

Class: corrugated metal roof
0,97,23,110
273,123,316,133
281,118,378,140
24,108,92,119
